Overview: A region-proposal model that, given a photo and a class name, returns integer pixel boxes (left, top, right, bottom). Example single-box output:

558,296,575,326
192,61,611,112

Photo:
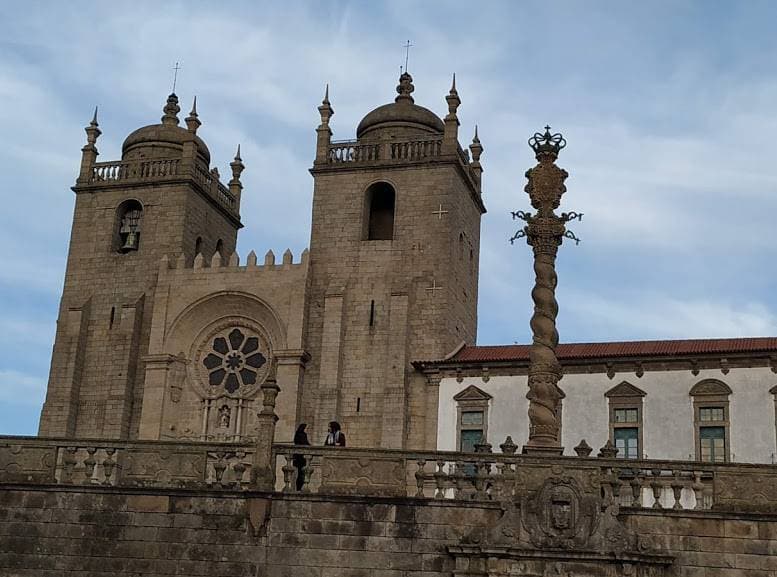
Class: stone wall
2,485,777,576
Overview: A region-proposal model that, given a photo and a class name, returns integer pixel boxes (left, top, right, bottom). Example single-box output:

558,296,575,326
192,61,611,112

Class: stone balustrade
0,437,255,490
3,436,776,513
327,136,448,165
270,444,769,512
91,158,180,181
86,157,238,215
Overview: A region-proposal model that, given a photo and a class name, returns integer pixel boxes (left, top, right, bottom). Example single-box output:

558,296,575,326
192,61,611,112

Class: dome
122,124,211,163
121,94,210,163
356,73,444,139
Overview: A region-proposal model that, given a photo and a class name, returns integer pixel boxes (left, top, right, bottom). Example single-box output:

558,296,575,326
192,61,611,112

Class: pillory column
511,127,582,455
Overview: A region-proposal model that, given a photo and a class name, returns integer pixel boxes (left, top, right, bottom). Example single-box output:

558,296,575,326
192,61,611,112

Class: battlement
160,247,309,274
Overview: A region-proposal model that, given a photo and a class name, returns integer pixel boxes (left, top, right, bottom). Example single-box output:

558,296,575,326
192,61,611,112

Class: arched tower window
195,236,203,255
365,182,395,241
116,200,143,253
215,239,224,256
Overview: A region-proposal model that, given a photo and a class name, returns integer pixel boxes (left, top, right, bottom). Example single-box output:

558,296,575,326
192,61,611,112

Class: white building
416,338,777,464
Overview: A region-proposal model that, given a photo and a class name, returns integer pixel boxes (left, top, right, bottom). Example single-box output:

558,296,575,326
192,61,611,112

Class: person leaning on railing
324,421,346,447
292,424,310,491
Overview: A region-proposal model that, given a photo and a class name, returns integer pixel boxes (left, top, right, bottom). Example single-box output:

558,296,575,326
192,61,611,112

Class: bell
121,231,138,252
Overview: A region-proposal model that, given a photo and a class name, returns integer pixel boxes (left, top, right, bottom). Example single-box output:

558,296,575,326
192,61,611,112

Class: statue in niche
218,405,231,429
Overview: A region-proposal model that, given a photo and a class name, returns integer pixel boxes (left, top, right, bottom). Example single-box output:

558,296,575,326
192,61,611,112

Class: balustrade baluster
301,453,314,493
213,452,228,486
630,474,642,508
102,448,116,485
434,460,446,499
671,470,684,510
281,455,295,492
232,457,247,488
83,447,97,485
454,461,465,499
650,469,663,509
692,471,704,510
61,446,77,484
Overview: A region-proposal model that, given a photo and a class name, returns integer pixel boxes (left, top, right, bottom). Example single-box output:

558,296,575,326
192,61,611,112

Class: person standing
324,421,346,447
292,423,310,491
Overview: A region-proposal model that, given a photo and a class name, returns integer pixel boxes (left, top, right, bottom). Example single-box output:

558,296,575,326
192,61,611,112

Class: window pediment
690,379,732,397
604,381,646,398
453,384,493,402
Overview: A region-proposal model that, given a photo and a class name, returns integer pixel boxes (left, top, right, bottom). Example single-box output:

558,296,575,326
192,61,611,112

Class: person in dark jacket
324,421,346,447
292,423,310,491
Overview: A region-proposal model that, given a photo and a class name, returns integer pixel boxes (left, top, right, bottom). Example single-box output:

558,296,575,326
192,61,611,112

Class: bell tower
39,94,243,439
301,73,486,448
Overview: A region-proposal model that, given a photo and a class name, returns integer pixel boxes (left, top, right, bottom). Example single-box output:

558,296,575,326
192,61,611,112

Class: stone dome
121,94,210,163
356,73,444,139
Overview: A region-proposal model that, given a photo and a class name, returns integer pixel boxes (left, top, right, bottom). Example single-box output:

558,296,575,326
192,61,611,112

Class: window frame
605,381,646,460
690,379,732,463
453,385,492,453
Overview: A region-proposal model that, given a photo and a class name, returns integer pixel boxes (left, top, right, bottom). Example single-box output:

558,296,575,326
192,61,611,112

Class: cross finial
403,40,413,73
172,61,181,93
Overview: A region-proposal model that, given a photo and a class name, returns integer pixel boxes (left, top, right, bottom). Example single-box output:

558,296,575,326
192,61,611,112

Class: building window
365,182,395,240
195,236,203,255
699,426,726,463
690,379,732,463
614,427,639,459
453,384,492,452
116,199,143,253
605,381,646,459
215,239,224,256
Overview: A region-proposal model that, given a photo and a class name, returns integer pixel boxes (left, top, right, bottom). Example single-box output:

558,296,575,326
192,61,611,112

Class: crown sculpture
511,127,582,454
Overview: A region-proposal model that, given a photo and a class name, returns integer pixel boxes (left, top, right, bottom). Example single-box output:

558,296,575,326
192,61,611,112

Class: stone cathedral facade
39,73,484,449
5,71,777,576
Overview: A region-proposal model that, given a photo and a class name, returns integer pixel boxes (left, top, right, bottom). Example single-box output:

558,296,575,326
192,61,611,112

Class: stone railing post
252,377,280,490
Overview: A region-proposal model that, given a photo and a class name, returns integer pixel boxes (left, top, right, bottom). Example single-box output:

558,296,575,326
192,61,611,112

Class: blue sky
1,1,776,435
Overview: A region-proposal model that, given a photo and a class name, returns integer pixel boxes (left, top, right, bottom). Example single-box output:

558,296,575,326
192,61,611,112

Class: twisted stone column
512,127,574,455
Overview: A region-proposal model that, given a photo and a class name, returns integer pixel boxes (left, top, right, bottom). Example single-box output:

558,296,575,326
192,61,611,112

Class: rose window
202,328,267,393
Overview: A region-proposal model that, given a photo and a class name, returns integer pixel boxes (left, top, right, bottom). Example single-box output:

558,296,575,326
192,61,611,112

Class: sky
1,1,776,435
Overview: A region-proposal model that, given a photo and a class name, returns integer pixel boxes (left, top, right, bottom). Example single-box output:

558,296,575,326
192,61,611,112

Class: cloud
0,369,46,406
1,1,777,435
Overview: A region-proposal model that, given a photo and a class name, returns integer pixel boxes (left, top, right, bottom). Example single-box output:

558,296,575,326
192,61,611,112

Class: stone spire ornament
469,125,484,191
161,93,180,126
78,106,101,182
315,84,334,164
185,96,201,133
395,71,415,103
511,126,582,455
445,73,460,117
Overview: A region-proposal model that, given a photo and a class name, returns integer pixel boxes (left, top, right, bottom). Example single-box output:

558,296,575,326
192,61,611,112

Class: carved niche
450,470,674,576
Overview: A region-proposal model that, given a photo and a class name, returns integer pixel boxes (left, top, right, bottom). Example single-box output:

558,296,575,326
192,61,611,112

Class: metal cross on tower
172,62,181,93
402,40,413,73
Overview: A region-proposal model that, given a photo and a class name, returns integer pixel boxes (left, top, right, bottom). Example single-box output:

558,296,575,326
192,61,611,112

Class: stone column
511,127,580,455
252,378,280,490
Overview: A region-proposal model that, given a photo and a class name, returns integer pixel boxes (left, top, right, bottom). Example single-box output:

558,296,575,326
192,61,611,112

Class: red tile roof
430,338,777,365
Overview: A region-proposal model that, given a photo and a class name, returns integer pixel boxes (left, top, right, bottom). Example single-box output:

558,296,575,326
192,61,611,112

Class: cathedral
4,70,777,576
39,72,483,450
38,71,777,462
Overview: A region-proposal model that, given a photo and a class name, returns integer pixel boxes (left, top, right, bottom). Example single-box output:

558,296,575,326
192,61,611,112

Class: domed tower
39,94,243,439
303,73,486,448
